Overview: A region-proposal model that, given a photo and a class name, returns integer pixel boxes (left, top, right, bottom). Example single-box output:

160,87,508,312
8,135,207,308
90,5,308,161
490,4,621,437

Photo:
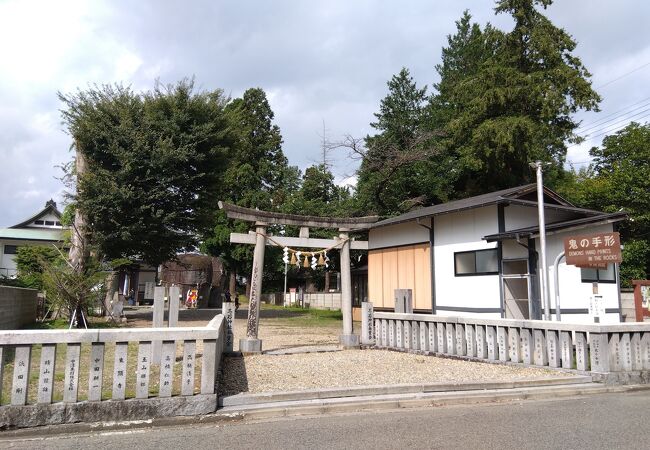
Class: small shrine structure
219,201,378,352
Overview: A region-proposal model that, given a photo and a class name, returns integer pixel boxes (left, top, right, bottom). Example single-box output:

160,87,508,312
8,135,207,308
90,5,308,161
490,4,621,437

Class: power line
580,107,650,138
594,60,650,89
576,97,650,133
568,110,650,149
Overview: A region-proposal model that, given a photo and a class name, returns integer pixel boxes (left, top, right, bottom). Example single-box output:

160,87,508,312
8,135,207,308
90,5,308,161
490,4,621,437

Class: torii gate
219,202,378,353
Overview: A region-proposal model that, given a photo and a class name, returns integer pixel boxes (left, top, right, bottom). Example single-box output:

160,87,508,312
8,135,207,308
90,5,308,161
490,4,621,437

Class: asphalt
4,390,650,449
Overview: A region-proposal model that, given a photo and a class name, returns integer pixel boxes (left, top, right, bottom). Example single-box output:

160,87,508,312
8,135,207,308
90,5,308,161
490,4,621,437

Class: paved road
3,391,650,449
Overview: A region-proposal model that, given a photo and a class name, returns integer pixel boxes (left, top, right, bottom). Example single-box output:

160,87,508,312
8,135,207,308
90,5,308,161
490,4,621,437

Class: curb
219,375,593,407
217,383,650,420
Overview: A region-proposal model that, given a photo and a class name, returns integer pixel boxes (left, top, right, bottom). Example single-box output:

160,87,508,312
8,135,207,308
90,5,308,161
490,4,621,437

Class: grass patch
261,303,342,326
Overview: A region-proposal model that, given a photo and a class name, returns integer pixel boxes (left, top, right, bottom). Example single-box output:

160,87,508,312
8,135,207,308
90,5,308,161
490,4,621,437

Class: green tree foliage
59,80,233,267
202,88,295,290
357,68,453,216
432,1,600,196
559,122,650,284
15,246,61,290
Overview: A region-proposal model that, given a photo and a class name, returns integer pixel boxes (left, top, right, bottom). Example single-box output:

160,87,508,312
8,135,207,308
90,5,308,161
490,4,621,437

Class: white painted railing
361,303,650,381
0,315,226,407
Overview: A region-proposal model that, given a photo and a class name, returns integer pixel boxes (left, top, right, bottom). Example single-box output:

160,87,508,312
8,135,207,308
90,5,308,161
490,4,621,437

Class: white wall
25,212,62,228
542,223,620,324
434,206,501,312
0,240,20,277
369,219,430,249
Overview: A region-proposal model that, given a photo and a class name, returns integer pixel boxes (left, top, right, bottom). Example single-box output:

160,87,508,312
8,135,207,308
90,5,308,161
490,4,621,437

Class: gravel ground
219,350,567,396
123,307,568,398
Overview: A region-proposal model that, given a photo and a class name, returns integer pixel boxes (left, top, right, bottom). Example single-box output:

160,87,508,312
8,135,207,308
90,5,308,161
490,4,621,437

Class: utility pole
531,161,551,320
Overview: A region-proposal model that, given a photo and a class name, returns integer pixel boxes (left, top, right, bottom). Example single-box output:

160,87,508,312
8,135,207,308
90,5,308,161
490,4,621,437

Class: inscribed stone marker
11,345,32,406
497,327,508,362
620,333,632,371
575,332,588,371
476,326,487,359
437,323,447,353
446,323,456,355
159,341,176,398
589,333,610,372
222,302,235,352
455,324,466,356
182,340,196,396
37,344,56,404
411,321,419,350
520,329,532,365
403,321,412,350
428,322,437,352
396,321,404,349
533,329,548,366
112,342,128,400
63,343,81,403
136,341,152,399
508,328,520,363
388,320,395,347
631,332,643,370
419,322,429,352
608,333,621,371
560,331,574,369
88,343,105,402
486,326,497,360
465,324,476,358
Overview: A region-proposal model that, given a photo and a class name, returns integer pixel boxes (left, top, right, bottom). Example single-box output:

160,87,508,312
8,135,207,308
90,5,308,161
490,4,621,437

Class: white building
367,184,626,323
0,200,65,278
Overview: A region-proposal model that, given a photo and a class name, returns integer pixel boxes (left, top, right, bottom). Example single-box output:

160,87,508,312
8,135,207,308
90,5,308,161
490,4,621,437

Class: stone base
239,338,262,354
339,334,360,349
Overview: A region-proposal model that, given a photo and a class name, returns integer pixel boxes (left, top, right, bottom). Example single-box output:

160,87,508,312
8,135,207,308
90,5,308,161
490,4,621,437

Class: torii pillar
240,222,266,353
338,230,358,348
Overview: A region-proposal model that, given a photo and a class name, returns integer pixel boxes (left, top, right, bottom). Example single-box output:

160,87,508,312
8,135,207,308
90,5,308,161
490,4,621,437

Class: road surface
3,391,650,449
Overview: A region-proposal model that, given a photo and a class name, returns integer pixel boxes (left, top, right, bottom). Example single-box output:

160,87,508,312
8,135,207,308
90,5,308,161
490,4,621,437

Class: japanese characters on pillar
563,232,622,268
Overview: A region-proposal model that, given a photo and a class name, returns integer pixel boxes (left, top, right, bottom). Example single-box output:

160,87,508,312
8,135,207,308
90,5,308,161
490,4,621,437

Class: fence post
361,302,375,345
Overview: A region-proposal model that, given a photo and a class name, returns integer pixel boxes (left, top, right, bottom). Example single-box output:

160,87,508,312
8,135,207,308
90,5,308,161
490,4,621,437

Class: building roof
483,211,628,242
10,199,63,229
0,227,65,242
371,184,587,229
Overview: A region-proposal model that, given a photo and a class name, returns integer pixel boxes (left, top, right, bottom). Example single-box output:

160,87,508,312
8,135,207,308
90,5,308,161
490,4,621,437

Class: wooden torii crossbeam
219,201,379,352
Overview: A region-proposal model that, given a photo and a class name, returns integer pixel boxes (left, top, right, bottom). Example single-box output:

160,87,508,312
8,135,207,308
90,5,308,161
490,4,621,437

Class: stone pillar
533,329,548,366
465,325,476,358
476,325,487,359
508,328,521,363
589,333,610,372
560,331,574,369
497,327,508,362
547,330,560,368
152,286,165,363
240,224,266,354
486,326,497,360
222,302,235,353
339,231,359,348
575,332,589,371
446,323,456,355
361,302,375,345
168,286,180,328
455,324,466,356
521,328,533,364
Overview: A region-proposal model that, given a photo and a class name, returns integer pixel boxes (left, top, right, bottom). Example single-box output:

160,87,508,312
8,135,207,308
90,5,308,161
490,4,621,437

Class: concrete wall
0,286,38,329
621,290,635,322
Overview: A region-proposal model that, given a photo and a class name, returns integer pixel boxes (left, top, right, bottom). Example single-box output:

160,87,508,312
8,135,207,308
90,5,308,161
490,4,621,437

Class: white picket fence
361,303,650,380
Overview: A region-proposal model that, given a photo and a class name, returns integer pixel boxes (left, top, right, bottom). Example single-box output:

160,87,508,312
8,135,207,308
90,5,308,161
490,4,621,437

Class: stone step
219,375,593,407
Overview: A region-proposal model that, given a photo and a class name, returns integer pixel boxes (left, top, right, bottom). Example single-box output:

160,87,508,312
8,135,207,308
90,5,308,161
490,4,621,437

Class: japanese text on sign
563,232,621,267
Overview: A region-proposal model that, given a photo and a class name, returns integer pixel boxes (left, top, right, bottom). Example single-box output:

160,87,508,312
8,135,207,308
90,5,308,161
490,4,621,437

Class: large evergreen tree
356,68,454,216
202,88,295,292
434,1,600,195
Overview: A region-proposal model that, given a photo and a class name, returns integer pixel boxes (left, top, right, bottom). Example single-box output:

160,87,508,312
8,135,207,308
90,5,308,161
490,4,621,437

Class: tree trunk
229,271,237,294
68,143,89,328
104,271,120,316
324,271,331,292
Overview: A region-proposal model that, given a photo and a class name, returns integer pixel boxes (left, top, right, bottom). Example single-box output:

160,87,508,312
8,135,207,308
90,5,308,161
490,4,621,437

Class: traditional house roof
0,200,65,243
9,199,63,229
371,184,601,229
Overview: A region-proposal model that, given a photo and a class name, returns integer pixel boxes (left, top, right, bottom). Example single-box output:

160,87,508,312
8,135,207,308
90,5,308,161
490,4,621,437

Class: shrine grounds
0,304,567,405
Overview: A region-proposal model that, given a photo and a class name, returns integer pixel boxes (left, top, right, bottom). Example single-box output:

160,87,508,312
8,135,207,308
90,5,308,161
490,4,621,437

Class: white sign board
589,294,605,318
144,282,155,300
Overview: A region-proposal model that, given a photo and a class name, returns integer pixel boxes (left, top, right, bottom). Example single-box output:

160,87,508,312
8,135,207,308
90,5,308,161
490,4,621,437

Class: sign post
562,232,622,323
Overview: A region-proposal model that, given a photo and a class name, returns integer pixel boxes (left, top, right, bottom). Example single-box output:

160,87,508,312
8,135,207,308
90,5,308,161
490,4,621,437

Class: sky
1,0,649,226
